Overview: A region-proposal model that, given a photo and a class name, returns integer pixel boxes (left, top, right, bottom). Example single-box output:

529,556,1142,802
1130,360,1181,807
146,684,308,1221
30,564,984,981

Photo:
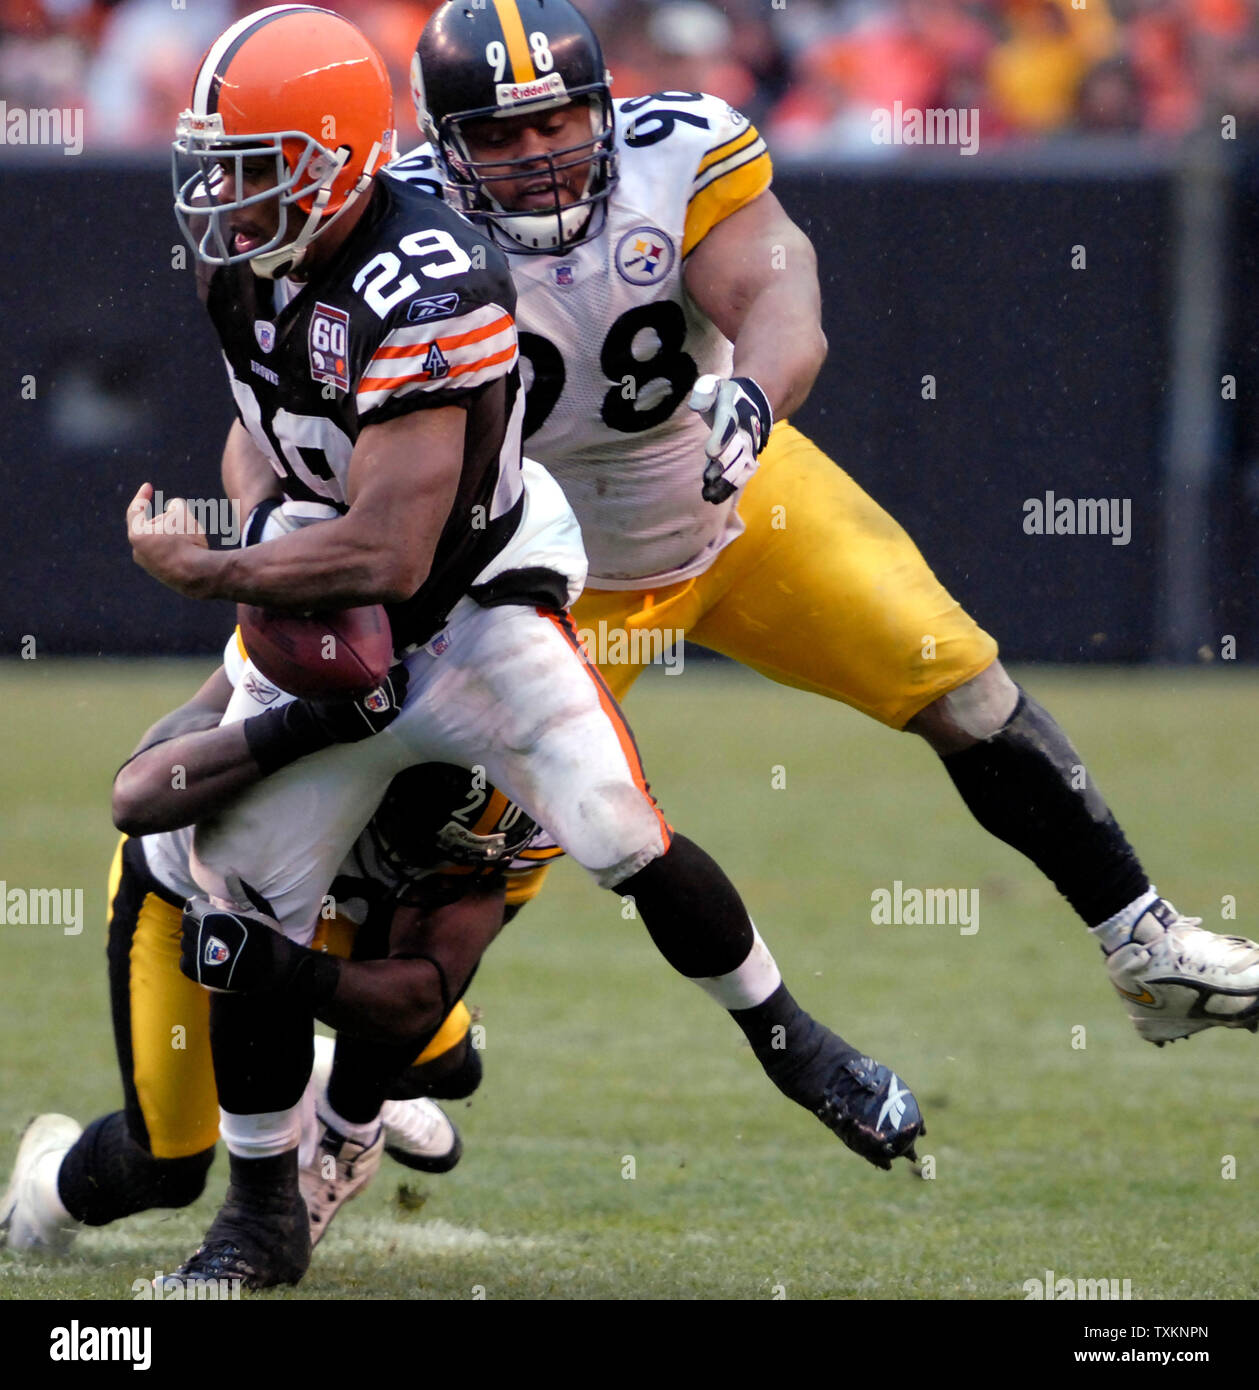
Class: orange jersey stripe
367,315,514,362
356,345,517,396
541,608,673,849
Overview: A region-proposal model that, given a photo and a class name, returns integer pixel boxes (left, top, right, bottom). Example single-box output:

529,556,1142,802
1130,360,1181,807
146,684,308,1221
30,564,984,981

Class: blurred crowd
4,0,1259,153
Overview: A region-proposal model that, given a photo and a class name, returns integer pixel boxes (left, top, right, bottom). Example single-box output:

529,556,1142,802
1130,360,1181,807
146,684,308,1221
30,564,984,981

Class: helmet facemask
172,111,381,279
421,86,618,255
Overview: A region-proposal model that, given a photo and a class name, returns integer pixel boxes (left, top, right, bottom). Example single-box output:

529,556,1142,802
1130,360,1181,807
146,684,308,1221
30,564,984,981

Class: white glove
688,374,774,504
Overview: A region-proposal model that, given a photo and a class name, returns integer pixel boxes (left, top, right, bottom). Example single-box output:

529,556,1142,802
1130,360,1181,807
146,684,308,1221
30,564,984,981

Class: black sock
57,1111,214,1226
327,1033,434,1125
941,689,1151,927
210,992,313,1115
730,983,847,1100
223,1147,298,1203
618,833,754,977
386,1038,483,1102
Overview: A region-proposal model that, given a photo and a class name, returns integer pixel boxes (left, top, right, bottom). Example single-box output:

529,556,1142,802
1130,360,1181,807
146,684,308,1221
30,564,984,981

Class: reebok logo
877,1074,909,1131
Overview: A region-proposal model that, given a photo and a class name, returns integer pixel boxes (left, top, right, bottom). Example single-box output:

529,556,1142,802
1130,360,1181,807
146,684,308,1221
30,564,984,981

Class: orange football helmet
173,4,395,279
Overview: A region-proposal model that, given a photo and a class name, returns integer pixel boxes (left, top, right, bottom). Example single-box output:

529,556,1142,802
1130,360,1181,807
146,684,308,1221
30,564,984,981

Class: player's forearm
313,958,448,1044
113,724,263,835
731,277,827,419
178,516,432,608
221,420,282,523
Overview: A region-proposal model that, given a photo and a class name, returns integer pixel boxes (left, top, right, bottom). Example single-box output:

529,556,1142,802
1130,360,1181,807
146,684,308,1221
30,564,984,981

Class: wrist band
243,701,329,777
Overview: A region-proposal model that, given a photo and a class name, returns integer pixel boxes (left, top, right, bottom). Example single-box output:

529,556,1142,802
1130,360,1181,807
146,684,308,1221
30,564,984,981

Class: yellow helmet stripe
491,0,536,84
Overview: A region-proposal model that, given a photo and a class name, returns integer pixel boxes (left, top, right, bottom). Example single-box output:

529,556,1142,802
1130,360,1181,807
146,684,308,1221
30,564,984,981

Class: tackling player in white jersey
404,0,1259,1049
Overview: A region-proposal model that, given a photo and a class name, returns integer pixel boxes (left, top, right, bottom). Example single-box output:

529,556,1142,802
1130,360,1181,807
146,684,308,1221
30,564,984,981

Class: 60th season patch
309,302,350,392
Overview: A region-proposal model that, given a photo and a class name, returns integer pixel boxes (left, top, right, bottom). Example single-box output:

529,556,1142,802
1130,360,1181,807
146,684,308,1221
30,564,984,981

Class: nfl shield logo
553,265,574,286
363,687,390,714
254,321,276,354
205,937,231,966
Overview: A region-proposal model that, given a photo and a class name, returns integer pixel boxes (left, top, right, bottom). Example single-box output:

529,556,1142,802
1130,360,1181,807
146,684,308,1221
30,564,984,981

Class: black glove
180,873,339,1002
244,661,408,775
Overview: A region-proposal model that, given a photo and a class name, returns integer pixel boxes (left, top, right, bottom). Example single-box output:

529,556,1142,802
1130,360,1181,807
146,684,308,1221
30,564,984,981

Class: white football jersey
390,92,772,588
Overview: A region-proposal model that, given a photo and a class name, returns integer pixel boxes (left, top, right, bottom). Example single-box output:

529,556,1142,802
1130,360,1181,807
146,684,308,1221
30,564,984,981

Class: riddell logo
495,73,567,108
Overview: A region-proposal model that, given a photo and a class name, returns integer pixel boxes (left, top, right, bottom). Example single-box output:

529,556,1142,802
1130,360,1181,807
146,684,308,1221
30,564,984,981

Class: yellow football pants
107,837,473,1159
571,422,997,726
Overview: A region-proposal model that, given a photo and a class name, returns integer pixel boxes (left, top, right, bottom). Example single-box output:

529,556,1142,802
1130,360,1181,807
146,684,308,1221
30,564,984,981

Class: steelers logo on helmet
614,225,676,287
172,4,394,279
412,0,619,255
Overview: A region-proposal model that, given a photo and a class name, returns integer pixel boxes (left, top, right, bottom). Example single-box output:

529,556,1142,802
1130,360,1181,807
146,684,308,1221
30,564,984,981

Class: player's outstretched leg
918,672,1259,1044
617,834,924,1168
173,975,314,1289
1,1111,215,1254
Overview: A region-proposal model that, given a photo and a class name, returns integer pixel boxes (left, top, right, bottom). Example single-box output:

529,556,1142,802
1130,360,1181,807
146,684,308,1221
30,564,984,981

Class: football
237,602,393,698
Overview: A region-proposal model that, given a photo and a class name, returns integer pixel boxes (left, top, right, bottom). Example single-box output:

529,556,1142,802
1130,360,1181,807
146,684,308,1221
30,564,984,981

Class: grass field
1,658,1257,1302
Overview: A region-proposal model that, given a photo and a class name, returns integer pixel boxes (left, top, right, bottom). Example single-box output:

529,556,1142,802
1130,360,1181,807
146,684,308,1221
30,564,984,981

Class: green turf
1,658,1257,1300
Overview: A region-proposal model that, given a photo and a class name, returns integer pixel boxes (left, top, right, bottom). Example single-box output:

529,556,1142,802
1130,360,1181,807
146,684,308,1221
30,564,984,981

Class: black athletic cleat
812,1051,924,1171
756,1009,924,1170
174,1160,311,1291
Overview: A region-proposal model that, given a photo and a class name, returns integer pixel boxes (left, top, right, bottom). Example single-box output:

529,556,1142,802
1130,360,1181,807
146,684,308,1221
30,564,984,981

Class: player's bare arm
683,189,827,419
221,419,282,523
126,406,466,607
111,664,406,836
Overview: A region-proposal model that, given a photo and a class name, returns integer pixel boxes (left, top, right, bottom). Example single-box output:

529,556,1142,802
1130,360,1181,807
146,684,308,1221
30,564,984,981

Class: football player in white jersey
405,0,1259,1048
125,4,925,1288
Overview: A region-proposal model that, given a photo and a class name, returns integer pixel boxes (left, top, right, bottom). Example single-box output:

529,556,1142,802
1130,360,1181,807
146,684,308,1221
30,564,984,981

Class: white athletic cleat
310,1032,463,1173
0,1114,82,1253
381,1097,462,1174
298,1119,384,1248
1096,899,1259,1045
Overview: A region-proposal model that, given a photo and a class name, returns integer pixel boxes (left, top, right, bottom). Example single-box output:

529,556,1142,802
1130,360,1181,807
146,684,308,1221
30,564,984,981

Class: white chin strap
251,143,379,279
494,200,594,253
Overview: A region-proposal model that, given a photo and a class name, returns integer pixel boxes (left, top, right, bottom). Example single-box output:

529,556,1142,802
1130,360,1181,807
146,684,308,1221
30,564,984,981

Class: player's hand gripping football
180,871,326,996
296,662,409,743
243,662,409,776
688,374,773,504
126,482,210,596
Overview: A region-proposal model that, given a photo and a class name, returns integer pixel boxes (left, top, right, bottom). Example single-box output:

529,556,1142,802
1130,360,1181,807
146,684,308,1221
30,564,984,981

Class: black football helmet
367,763,538,885
411,0,617,254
